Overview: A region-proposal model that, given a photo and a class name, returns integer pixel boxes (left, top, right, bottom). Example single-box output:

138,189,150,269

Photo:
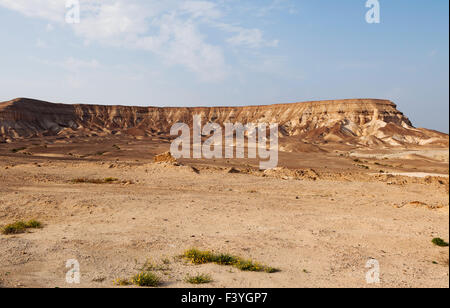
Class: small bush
234,259,264,272
2,222,27,234
1,220,43,235
25,220,42,229
141,259,170,272
215,253,239,265
185,274,212,284
183,249,217,265
11,147,26,153
104,177,118,183
114,278,131,286
71,178,119,184
432,238,449,247
132,272,161,287
264,267,280,273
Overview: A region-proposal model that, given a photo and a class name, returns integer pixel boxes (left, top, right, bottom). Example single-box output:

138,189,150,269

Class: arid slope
0,98,448,147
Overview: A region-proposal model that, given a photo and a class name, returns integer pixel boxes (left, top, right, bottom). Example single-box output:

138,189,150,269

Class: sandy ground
0,138,448,288
380,172,449,178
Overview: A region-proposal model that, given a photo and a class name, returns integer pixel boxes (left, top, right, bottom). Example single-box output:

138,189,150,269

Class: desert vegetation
183,248,279,273
185,274,212,284
432,238,449,247
1,220,42,235
71,177,120,184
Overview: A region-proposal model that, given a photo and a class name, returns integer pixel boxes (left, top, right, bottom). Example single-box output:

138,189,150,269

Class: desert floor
0,137,448,288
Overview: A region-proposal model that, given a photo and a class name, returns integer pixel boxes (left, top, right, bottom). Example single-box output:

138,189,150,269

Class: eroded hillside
0,98,447,147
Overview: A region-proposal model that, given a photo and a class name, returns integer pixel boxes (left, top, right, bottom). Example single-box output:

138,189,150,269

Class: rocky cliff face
0,98,447,147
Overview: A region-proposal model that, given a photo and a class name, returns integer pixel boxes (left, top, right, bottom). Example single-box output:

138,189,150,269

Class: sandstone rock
0,98,448,147
153,151,177,164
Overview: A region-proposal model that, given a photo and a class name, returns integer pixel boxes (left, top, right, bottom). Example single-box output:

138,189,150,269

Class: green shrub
141,259,170,272
71,178,119,184
234,259,264,272
432,238,449,247
183,249,217,265
1,222,27,234
132,272,161,287
114,278,132,286
264,267,280,273
11,147,26,153
214,253,239,265
1,220,43,235
104,177,118,183
25,220,42,229
185,274,212,284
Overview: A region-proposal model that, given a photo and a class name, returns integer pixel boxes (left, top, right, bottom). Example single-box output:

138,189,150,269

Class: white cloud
0,0,65,22
74,1,151,42
34,56,100,72
255,0,298,17
0,0,281,81
226,28,279,48
180,1,222,20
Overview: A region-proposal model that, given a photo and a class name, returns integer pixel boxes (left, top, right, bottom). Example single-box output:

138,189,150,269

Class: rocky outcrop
0,97,448,147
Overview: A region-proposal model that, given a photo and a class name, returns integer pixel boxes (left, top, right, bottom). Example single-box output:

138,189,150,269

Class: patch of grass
71,177,119,184
215,253,240,265
264,267,280,273
432,238,449,247
11,147,26,153
183,248,217,265
131,272,161,287
183,248,279,273
234,259,265,272
24,220,42,229
357,164,370,170
141,259,170,272
1,220,43,235
1,222,26,234
114,278,131,286
185,274,212,284
104,177,118,183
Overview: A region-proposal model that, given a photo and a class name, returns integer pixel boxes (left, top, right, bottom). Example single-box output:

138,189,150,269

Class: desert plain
0,98,448,288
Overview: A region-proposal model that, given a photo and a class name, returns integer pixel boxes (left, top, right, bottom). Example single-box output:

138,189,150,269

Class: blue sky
0,0,448,132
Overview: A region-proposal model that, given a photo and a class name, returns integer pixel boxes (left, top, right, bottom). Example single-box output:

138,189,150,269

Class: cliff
0,98,448,147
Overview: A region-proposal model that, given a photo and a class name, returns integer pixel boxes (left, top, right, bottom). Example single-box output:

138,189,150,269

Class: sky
0,0,448,132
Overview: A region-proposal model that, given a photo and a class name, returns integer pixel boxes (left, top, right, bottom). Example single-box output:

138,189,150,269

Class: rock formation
0,97,448,147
